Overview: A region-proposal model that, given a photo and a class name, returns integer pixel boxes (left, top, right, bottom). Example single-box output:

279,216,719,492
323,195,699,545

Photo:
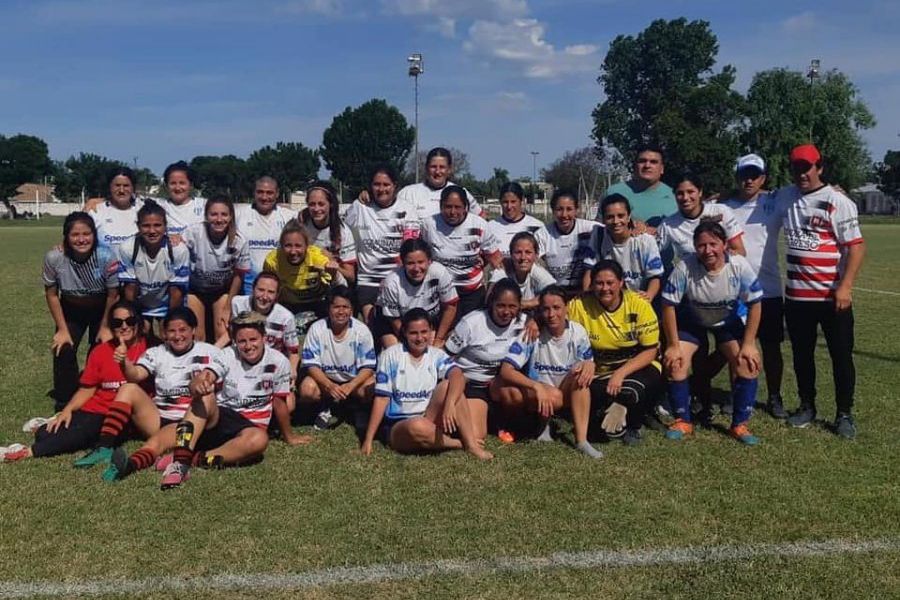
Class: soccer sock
173,446,194,466
731,377,759,427
668,379,691,422
126,447,156,474
577,440,603,459
97,401,132,447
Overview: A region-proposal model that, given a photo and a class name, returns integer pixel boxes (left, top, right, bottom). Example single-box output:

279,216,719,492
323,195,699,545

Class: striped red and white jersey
216,345,291,428
136,342,228,422
780,185,863,301
420,212,500,292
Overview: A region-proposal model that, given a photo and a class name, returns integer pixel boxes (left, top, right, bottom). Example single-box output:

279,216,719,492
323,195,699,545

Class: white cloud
780,11,819,34
464,19,599,79
379,0,528,21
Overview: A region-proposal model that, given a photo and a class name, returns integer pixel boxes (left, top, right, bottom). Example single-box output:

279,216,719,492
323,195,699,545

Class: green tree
875,150,900,198
247,142,320,200
542,147,607,201
485,167,510,198
745,68,876,190
54,153,126,199
321,99,414,193
0,134,53,203
591,18,747,193
405,147,472,183
189,155,252,201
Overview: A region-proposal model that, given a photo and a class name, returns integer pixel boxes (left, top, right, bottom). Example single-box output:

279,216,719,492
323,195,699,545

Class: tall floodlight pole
530,151,539,203
408,53,424,183
807,58,820,140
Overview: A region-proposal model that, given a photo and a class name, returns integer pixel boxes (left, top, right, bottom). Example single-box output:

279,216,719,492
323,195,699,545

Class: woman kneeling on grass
1,302,147,463
567,260,663,447
661,221,763,445
495,285,601,458
90,307,227,480
298,286,377,432
147,311,294,490
361,309,491,460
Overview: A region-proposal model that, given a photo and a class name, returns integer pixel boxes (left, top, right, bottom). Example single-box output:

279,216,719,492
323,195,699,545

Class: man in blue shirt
600,145,676,228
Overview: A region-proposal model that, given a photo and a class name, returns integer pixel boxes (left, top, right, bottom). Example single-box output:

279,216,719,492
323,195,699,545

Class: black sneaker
768,394,788,419
313,408,337,431
834,413,857,440
622,428,642,447
788,405,816,428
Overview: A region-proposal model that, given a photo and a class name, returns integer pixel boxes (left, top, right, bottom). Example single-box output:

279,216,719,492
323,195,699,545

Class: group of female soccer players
2,146,815,489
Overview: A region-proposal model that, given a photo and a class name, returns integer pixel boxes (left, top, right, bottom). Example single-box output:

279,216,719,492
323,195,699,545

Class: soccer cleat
101,447,129,482
729,424,759,446
622,428,642,447
160,462,191,490
1,443,29,462
788,406,816,429
313,409,337,431
198,454,225,470
834,414,857,440
22,417,52,434
154,453,173,472
665,419,694,441
73,447,113,469
497,429,516,444
768,394,788,420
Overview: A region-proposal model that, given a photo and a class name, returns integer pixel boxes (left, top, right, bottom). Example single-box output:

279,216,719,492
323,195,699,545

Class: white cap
735,153,765,173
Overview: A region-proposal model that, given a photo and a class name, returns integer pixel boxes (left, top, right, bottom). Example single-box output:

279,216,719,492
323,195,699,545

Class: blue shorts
677,314,745,348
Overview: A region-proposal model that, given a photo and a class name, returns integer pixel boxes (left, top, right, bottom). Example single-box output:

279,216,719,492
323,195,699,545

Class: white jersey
486,214,544,256
301,318,377,383
535,219,598,290
216,345,291,428
489,261,556,302
90,199,142,251
656,203,744,261
377,263,459,319
231,295,299,355
502,320,593,386
375,344,457,420
584,230,664,292
182,223,251,293
116,238,190,317
343,198,418,289
235,203,296,289
446,309,527,384
662,254,763,329
420,212,500,292
42,246,119,297
155,196,206,236
397,181,482,221
301,219,358,265
720,193,787,298
136,341,228,422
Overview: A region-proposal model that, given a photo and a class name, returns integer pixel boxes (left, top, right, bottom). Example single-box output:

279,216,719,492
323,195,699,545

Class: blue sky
2,0,898,180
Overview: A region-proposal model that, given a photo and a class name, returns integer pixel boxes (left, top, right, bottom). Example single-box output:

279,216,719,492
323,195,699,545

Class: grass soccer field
0,222,898,599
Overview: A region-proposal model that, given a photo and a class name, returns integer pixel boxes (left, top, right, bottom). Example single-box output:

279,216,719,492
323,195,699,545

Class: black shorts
378,415,407,445
370,307,396,341
189,287,229,307
31,410,105,458
464,381,492,402
197,406,257,451
455,287,486,323
356,285,380,309
758,297,785,344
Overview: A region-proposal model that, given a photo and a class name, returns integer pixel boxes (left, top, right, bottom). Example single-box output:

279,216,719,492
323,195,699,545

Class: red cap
790,144,821,164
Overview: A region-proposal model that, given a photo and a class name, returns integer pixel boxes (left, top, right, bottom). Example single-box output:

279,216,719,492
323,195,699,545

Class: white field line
855,286,900,297
1,538,898,599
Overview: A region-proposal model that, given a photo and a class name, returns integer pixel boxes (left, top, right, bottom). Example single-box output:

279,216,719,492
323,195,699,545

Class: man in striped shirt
778,144,865,438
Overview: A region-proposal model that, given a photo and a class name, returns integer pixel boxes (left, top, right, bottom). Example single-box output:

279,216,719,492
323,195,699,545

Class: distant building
852,184,897,215
11,183,58,204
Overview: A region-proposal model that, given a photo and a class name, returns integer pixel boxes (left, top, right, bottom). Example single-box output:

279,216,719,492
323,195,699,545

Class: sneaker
729,424,759,446
834,414,857,440
497,429,516,444
101,447,129,482
22,417,52,433
198,454,225,469
154,453,173,472
622,428,642,447
1,443,29,462
73,447,113,469
160,462,191,490
788,405,816,429
313,409,337,431
665,419,694,441
768,394,788,419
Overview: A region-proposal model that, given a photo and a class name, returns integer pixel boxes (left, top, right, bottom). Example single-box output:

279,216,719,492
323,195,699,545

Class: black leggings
52,299,105,411
589,365,662,430
32,410,105,458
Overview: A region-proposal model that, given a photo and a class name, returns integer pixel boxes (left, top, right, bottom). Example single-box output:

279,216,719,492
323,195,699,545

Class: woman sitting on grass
661,221,762,445
361,309,491,460
495,285,600,458
1,302,147,463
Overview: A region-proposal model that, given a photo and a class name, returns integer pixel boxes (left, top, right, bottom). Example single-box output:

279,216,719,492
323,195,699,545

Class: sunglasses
110,316,138,328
